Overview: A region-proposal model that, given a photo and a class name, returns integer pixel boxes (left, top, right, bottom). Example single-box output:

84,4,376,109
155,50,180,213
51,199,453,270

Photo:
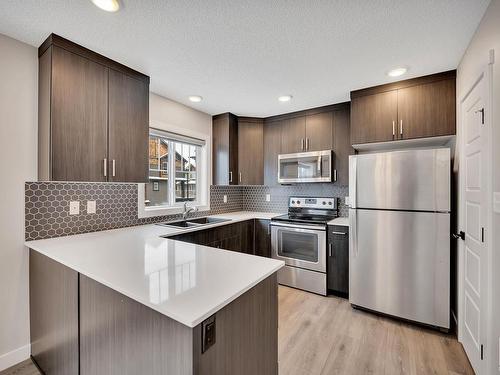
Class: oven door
271,222,326,273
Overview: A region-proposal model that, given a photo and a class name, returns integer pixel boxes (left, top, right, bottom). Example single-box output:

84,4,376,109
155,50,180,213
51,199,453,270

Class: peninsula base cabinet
29,250,278,375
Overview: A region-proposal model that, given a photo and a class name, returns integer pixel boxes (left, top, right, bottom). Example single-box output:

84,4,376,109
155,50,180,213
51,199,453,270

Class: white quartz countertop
327,217,349,226
25,211,284,328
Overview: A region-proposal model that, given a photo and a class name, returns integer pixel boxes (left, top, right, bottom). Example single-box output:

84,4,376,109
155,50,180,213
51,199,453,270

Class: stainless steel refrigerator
349,148,450,329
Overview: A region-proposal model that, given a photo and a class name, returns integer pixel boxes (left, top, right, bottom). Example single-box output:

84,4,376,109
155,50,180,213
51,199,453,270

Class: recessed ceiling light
387,67,408,77
91,0,120,12
278,95,293,102
188,95,203,103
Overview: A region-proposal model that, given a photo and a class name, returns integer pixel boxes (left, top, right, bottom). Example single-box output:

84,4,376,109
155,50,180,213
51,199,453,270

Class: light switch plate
87,200,96,214
266,194,271,202
494,192,500,213
345,196,350,206
69,201,80,215
223,195,227,203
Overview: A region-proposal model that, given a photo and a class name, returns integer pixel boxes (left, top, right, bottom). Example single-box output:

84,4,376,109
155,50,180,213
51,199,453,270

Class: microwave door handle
317,155,322,175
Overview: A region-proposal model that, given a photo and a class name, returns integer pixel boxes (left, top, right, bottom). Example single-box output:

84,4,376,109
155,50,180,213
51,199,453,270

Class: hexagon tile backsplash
25,182,348,241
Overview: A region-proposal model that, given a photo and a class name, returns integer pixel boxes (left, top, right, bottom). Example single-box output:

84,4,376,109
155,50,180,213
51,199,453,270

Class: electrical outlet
87,200,96,214
69,201,80,215
223,195,227,203
266,194,271,202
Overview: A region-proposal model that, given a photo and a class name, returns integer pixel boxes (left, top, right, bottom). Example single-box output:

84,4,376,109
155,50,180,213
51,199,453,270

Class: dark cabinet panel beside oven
327,225,349,296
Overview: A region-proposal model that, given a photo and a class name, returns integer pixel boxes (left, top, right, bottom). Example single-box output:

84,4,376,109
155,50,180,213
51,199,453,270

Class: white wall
150,92,212,137
457,0,500,372
0,34,38,370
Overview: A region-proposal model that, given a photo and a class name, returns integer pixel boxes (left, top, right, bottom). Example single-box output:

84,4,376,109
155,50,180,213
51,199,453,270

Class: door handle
331,231,347,236
452,231,465,241
329,243,333,257
239,172,242,183
306,138,309,151
334,169,337,182
112,159,116,177
229,171,233,183
400,120,403,136
103,158,107,177
392,121,395,137
301,138,304,151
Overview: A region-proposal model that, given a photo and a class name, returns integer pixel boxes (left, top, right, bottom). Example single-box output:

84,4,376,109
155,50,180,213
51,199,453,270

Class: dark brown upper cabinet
350,91,398,144
397,78,456,139
332,104,353,185
350,70,456,145
281,117,305,153
305,112,333,151
38,34,150,182
238,118,264,185
108,70,149,182
212,113,238,185
263,120,282,186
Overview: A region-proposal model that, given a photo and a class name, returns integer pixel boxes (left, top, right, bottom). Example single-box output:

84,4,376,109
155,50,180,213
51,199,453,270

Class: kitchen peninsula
26,212,284,375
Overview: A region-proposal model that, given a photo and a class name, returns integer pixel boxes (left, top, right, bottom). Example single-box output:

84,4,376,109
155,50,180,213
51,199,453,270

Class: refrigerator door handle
350,157,357,209
349,210,358,258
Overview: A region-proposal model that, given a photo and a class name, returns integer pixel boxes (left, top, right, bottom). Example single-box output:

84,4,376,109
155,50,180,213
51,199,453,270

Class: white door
459,71,490,374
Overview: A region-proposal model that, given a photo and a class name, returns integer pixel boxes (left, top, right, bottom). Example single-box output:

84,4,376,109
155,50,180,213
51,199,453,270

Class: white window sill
138,204,210,219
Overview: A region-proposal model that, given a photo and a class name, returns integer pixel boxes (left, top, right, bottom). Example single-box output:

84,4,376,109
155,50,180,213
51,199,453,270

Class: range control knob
322,201,326,205
297,200,301,204
328,201,332,205
291,200,296,204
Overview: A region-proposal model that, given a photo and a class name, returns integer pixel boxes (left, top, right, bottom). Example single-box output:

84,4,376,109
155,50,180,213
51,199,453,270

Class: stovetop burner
271,196,338,225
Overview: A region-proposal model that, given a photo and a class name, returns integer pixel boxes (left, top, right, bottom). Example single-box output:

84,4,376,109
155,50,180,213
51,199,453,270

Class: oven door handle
270,221,326,231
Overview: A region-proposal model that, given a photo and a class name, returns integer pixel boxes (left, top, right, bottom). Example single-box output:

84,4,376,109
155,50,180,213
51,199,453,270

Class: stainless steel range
271,196,337,295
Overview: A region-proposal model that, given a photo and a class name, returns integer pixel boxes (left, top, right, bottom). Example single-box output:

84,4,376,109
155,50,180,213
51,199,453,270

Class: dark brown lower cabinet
169,219,271,257
254,219,271,258
327,225,349,296
29,251,278,375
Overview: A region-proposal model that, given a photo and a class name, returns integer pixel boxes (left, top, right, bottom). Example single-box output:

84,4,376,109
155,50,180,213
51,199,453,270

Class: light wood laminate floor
1,286,473,375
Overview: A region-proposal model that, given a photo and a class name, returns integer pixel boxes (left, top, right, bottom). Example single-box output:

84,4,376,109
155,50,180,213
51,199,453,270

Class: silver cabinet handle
331,231,347,235
306,138,309,151
329,243,333,257
334,169,337,182
301,138,304,151
239,172,242,183
229,171,233,183
112,159,116,177
392,121,395,136
400,119,403,136
103,158,107,177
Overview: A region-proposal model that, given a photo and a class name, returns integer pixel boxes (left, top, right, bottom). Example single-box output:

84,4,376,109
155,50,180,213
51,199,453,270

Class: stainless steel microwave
278,150,333,183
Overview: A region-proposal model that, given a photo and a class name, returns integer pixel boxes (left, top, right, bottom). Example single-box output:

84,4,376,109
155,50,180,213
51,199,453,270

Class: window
144,129,206,209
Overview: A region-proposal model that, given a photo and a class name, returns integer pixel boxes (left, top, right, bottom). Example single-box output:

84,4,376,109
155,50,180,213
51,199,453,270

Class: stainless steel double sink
156,216,231,229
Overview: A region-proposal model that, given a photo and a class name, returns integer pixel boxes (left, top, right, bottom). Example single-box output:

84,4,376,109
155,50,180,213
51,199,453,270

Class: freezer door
349,148,450,212
349,209,450,328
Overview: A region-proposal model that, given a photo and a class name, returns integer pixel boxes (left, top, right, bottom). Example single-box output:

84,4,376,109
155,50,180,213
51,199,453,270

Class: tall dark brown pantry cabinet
38,34,150,182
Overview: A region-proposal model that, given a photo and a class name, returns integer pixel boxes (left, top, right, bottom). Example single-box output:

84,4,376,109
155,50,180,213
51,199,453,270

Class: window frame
138,123,210,219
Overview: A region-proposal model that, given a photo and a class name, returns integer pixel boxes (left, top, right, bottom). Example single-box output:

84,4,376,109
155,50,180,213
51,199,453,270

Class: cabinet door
332,107,353,185
212,114,238,185
254,219,271,257
327,225,349,295
108,69,149,182
238,120,264,185
51,46,108,181
281,117,305,153
397,79,456,139
350,91,397,144
305,112,333,151
263,121,282,186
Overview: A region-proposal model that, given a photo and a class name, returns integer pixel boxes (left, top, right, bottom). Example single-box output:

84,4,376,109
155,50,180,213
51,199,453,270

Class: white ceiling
0,0,490,117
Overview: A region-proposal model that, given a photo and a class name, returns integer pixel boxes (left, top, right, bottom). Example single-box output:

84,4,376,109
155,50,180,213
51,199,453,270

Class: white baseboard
0,344,30,371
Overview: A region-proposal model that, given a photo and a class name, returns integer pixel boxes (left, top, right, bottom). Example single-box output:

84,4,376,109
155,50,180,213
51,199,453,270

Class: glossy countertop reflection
26,211,284,327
